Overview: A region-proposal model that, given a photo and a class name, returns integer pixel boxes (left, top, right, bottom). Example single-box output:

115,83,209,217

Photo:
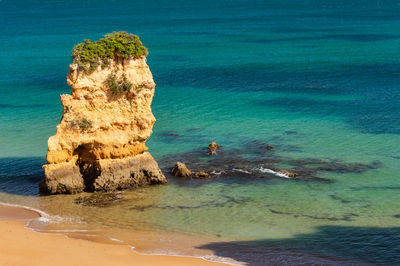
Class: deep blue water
1,0,400,264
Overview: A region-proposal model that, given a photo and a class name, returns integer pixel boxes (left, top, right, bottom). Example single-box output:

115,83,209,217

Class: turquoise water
1,0,400,264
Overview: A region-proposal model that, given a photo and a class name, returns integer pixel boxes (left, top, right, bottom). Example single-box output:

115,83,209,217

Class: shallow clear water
1,0,400,264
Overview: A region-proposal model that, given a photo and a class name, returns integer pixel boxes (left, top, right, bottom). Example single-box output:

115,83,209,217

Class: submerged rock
161,131,181,138
316,160,382,173
244,139,279,156
75,192,123,207
159,139,382,184
40,33,166,194
291,158,382,174
171,162,192,177
277,168,331,182
194,171,211,179
208,141,220,155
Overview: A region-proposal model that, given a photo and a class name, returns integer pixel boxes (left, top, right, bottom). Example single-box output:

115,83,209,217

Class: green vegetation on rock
72,31,148,73
105,74,133,95
78,118,92,131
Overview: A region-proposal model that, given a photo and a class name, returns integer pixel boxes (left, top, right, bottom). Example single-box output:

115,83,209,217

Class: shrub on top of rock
72,31,148,73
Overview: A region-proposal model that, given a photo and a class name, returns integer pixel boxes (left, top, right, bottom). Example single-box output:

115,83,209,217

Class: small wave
210,170,225,175
46,229,90,233
232,168,252,174
1,203,239,265
257,167,290,178
109,237,124,243
36,216,51,223
202,255,243,265
0,202,84,224
0,202,50,219
131,247,241,265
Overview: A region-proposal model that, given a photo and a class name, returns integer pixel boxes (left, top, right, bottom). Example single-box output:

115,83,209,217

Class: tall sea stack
40,32,167,194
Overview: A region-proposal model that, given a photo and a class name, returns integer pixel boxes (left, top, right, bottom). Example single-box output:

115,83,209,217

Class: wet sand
0,204,224,266
0,204,41,221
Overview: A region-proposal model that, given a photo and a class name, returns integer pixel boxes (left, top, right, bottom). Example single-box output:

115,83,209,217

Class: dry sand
0,205,224,266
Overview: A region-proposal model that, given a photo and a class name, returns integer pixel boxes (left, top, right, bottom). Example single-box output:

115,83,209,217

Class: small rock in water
194,171,211,179
171,162,192,177
285,131,298,135
208,141,220,155
265,144,275,150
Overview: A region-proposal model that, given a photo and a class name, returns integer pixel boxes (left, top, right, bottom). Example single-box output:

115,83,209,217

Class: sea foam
257,167,290,178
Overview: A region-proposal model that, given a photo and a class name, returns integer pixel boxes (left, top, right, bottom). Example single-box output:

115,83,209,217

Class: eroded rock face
40,57,167,194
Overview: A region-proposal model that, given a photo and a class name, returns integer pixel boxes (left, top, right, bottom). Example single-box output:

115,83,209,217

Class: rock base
40,152,166,194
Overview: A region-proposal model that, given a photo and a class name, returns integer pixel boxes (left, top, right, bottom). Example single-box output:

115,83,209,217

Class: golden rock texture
40,57,166,194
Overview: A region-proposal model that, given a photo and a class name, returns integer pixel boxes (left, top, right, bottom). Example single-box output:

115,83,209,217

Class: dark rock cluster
162,139,381,183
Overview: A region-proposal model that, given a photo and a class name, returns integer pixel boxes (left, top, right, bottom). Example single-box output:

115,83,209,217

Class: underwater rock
330,195,352,204
208,141,220,155
160,143,381,185
161,131,181,138
291,158,382,174
290,158,382,174
318,160,382,173
290,158,327,166
242,139,280,156
40,32,166,194
259,167,331,182
75,192,123,207
171,162,192,177
194,171,211,179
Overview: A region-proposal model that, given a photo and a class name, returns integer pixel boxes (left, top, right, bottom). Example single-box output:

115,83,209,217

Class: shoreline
0,204,227,266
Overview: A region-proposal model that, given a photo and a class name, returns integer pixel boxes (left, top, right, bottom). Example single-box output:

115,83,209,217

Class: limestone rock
41,56,166,194
208,141,220,155
171,162,192,177
194,171,211,179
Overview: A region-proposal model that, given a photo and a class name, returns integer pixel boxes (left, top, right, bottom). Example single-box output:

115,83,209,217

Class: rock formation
171,162,192,177
40,32,166,194
193,171,210,179
208,141,220,155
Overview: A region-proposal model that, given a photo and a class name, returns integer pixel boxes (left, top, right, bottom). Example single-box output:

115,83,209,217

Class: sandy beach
0,205,223,266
